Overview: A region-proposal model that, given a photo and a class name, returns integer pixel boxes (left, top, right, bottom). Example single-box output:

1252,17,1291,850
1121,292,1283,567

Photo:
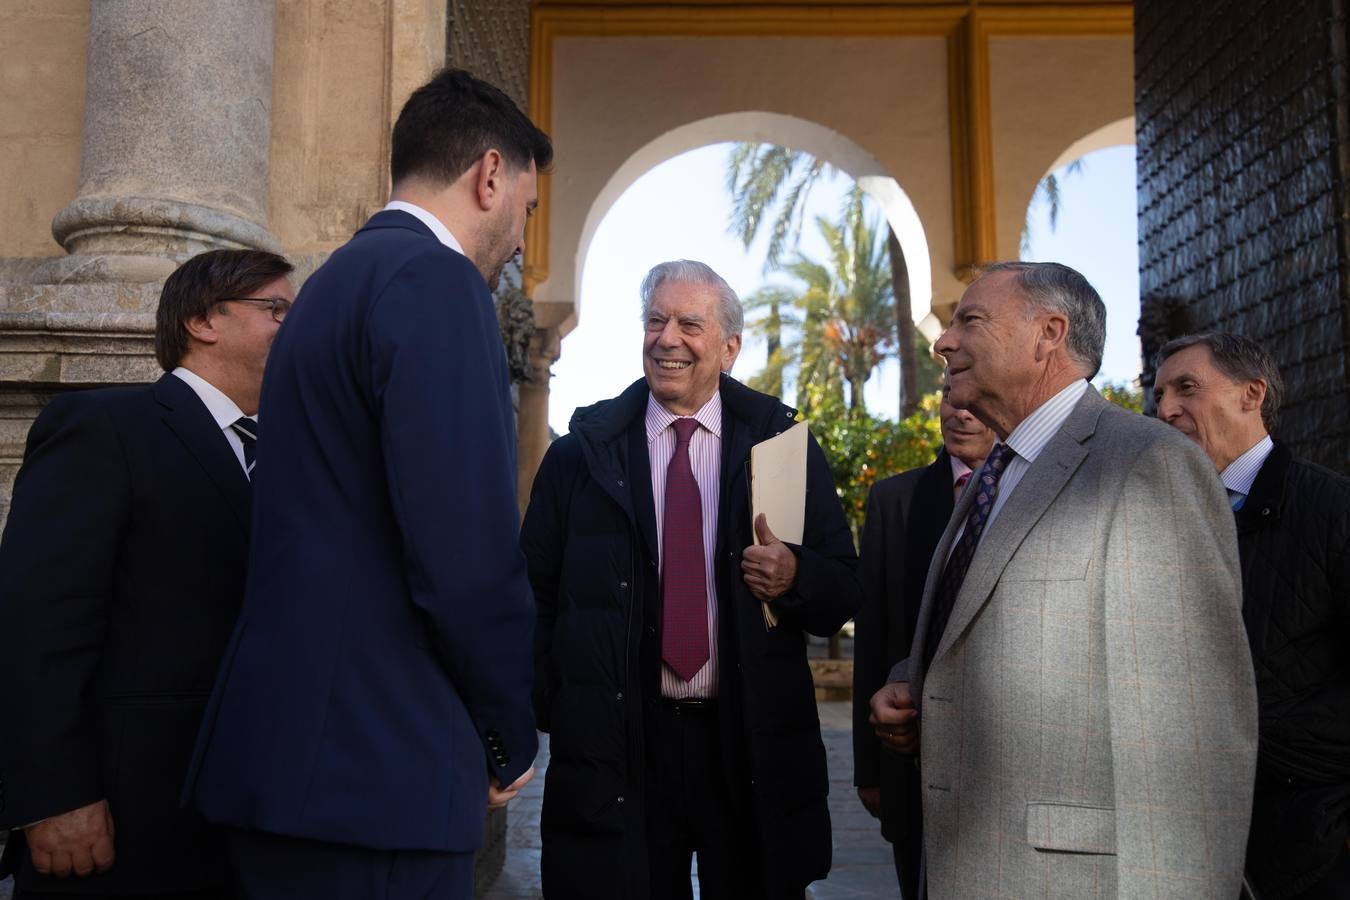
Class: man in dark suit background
1155,332,1350,899
852,378,994,898
0,248,295,899
183,69,550,900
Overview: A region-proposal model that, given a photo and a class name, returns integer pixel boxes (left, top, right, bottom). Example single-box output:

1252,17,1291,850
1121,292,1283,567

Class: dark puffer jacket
520,375,860,899
1236,441,1350,899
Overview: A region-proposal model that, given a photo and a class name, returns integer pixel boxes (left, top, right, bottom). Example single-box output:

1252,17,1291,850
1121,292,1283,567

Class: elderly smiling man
521,259,860,900
1155,332,1350,900
869,261,1258,899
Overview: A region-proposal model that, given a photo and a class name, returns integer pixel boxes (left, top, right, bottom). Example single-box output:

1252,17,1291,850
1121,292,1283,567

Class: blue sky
547,143,1139,434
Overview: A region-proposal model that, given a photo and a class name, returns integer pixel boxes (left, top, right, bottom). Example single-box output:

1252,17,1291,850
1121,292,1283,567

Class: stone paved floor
484,700,899,899
0,702,896,900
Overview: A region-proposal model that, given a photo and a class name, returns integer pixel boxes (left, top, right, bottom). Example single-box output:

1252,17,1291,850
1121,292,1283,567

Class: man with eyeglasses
0,249,294,899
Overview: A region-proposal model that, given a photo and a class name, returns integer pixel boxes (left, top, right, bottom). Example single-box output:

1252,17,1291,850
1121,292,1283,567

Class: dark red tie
953,470,971,499
662,418,709,682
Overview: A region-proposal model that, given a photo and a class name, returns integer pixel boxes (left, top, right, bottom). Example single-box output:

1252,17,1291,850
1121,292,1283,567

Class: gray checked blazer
903,386,1257,899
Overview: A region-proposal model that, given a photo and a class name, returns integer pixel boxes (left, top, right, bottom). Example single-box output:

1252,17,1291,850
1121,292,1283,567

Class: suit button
617,480,624,487
617,795,625,804
619,581,628,590
616,692,624,701
647,626,656,637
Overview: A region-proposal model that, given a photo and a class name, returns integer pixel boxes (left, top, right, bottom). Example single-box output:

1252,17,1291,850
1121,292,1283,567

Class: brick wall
1136,0,1350,471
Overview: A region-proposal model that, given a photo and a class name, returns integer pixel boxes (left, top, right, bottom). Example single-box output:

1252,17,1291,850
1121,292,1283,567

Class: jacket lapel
930,389,1102,664
155,373,251,528
626,417,659,565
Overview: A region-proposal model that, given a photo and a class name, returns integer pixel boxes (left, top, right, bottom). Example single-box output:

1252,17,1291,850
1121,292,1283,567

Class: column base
32,196,281,285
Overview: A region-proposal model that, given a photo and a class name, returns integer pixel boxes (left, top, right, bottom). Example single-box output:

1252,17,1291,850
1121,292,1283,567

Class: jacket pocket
1026,801,1117,855
1002,556,1090,583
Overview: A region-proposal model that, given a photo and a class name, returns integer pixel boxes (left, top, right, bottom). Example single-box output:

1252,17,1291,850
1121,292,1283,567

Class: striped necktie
923,443,1017,670
230,416,258,480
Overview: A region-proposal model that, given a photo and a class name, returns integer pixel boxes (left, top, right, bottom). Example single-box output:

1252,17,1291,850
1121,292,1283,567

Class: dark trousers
645,700,765,900
225,828,474,900
13,890,226,900
1289,846,1350,900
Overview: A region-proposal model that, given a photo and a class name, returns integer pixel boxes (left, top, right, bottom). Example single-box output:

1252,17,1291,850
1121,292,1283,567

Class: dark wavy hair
155,249,293,371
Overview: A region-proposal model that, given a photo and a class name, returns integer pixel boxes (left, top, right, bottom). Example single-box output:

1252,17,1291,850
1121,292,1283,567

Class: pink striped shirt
647,392,721,699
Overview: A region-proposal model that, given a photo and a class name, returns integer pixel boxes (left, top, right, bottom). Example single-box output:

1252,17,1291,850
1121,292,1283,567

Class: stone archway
515,114,938,498
573,113,936,340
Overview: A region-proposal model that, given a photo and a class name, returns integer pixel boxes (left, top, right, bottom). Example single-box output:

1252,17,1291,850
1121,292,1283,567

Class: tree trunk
888,228,921,417
849,375,866,416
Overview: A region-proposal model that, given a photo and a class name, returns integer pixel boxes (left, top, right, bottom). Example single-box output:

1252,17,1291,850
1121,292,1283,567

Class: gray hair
1157,332,1284,431
980,261,1107,378
639,260,744,338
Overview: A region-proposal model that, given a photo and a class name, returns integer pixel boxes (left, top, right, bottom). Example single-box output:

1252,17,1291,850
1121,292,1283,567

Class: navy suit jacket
184,210,537,852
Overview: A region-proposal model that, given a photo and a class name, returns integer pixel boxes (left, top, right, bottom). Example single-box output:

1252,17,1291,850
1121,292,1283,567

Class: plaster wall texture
988,34,1135,259
538,31,1135,337
268,0,446,255
539,35,954,333
0,1,88,260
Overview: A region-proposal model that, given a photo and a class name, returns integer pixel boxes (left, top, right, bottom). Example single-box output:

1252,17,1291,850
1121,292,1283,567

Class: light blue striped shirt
954,379,1090,547
1220,434,1273,504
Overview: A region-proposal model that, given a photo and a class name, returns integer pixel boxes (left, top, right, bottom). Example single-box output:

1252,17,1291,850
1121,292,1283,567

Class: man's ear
184,311,220,346
1034,313,1069,361
1242,378,1267,413
474,149,505,212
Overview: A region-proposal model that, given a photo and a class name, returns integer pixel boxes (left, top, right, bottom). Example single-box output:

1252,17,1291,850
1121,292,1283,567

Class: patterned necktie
923,443,1017,670
661,417,709,682
230,416,258,480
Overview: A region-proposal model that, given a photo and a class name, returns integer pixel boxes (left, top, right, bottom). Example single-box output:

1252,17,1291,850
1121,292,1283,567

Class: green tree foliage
1098,379,1144,413
808,390,944,542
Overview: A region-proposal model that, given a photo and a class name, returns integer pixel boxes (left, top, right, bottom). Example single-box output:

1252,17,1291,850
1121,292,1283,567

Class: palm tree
1020,159,1085,256
726,143,925,416
745,189,896,418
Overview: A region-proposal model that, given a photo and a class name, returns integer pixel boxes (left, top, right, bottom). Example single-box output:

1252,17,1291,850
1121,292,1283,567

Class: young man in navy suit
184,69,551,899
0,248,295,899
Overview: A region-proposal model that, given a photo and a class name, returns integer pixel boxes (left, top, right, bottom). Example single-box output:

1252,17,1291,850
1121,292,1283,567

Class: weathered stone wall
1136,0,1350,471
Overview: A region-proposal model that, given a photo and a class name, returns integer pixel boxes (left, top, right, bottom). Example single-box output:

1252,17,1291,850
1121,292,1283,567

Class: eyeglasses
218,296,292,323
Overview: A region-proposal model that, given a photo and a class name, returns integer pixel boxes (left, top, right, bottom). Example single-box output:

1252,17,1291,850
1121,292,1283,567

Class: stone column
33,0,279,284
2,0,280,531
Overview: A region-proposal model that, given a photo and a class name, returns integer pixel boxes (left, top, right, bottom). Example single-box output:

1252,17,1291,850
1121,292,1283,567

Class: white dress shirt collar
382,201,465,255
172,366,247,430
1002,378,1091,466
1221,434,1274,498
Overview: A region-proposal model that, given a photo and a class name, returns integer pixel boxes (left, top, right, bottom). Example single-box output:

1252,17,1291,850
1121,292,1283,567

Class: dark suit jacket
184,210,537,853
0,373,250,894
852,450,954,894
